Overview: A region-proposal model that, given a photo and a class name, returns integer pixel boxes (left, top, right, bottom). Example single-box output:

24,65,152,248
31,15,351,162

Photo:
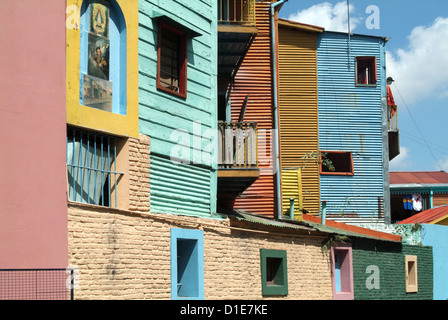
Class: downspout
430,189,434,208
271,0,288,219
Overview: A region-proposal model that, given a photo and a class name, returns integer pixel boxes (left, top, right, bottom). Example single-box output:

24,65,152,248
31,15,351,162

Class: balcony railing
218,0,256,26
218,121,258,169
388,106,398,131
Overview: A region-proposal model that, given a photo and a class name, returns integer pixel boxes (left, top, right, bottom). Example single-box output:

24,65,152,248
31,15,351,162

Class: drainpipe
321,201,327,225
289,198,295,220
430,189,434,208
271,0,288,219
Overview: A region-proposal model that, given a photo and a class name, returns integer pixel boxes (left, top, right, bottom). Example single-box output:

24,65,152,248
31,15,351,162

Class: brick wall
128,134,151,213
352,239,433,300
68,204,333,300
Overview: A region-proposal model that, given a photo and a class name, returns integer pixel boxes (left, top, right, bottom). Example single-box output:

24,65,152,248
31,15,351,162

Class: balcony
218,0,258,79
388,106,400,161
217,121,260,210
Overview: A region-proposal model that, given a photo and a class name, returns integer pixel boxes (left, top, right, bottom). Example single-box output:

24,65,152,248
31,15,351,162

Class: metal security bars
67,127,123,208
218,121,258,169
0,269,74,300
218,0,256,26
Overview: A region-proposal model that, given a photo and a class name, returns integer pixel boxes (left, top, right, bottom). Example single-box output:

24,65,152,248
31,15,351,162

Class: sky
278,0,448,173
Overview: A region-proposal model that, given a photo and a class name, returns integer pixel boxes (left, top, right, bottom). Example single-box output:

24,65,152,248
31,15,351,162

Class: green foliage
300,151,335,172
321,234,351,251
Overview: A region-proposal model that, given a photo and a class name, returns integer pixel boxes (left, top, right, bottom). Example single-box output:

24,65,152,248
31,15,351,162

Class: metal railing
218,0,256,26
218,121,258,169
0,269,75,300
388,106,398,131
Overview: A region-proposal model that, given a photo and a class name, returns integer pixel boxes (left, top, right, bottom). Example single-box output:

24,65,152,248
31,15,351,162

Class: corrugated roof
398,205,448,225
390,171,448,185
302,214,402,243
278,18,324,32
229,211,314,232
228,211,401,243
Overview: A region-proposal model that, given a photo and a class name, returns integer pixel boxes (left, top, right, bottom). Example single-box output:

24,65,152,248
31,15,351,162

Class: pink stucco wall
0,0,68,268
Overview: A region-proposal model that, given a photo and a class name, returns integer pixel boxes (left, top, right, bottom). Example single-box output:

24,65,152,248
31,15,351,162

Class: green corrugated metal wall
138,0,218,216
150,155,213,216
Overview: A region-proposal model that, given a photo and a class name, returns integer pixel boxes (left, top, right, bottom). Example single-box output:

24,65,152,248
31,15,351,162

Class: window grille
67,127,123,208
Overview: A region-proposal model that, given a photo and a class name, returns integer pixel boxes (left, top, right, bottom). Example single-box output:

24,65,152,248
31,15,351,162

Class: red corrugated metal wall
231,0,276,217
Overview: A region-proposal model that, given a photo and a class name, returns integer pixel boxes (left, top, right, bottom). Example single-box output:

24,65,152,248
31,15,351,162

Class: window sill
321,172,354,176
157,85,187,99
333,291,354,300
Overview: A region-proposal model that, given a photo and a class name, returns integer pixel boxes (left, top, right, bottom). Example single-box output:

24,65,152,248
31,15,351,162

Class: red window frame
157,22,187,98
320,151,354,176
355,56,377,85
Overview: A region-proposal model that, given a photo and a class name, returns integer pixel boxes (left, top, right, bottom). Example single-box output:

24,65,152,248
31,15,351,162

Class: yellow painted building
278,19,323,217
66,0,139,138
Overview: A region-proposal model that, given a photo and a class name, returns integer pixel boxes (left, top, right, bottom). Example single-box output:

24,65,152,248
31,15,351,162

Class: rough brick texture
128,134,150,213
68,204,333,300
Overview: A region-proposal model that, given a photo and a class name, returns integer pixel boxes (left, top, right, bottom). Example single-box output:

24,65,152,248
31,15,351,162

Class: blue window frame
170,228,204,300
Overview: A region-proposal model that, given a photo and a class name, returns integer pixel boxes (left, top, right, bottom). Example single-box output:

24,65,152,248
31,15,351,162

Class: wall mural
82,0,112,112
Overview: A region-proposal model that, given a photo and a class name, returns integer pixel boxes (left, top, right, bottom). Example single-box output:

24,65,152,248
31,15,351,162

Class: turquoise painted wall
421,224,448,300
317,32,388,222
138,0,218,216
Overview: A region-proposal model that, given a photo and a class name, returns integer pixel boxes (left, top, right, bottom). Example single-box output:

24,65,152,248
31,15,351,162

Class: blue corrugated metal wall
317,32,387,222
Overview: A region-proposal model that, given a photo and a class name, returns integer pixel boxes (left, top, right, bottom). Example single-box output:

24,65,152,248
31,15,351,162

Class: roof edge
278,18,324,33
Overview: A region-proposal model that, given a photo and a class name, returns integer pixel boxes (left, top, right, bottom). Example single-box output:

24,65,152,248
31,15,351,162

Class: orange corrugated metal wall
278,25,321,216
231,0,277,217
433,194,448,208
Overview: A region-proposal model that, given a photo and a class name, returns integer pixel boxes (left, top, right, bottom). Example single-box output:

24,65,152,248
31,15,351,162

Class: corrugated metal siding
317,32,386,221
230,0,276,217
281,168,302,218
278,26,320,215
138,0,218,217
434,194,448,208
150,155,212,216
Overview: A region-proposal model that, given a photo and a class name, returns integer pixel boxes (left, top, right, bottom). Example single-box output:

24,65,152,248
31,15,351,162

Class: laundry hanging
412,194,423,212
403,195,413,210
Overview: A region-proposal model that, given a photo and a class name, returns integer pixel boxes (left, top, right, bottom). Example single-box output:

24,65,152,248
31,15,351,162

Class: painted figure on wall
387,77,397,117
82,0,112,112
88,33,109,80
90,1,109,37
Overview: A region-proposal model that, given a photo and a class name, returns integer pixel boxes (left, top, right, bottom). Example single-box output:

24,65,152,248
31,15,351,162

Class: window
320,151,354,175
157,22,187,98
405,255,418,293
66,127,124,208
170,228,204,300
331,245,354,300
356,56,377,85
260,249,288,296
